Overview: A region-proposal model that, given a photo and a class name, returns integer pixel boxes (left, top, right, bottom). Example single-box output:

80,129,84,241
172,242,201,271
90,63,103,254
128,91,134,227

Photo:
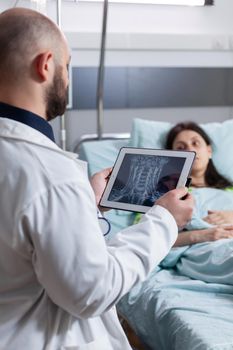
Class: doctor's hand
203,210,233,225
156,187,194,229
90,167,112,211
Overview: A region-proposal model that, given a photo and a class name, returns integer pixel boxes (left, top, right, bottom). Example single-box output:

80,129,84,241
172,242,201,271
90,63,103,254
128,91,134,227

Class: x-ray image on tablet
100,147,195,213
108,154,184,206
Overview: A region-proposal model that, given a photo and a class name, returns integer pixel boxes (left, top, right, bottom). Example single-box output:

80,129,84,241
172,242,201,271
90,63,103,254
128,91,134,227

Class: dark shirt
0,102,55,142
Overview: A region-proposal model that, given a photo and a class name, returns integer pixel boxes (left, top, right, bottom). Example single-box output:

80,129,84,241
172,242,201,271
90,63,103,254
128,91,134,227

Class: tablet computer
100,147,195,213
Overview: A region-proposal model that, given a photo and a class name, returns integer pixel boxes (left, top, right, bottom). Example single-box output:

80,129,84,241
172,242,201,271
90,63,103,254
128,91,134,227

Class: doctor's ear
35,51,53,82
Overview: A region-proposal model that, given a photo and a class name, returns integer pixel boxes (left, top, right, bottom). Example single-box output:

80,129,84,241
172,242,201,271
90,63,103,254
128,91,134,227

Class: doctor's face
45,66,68,121
45,41,70,121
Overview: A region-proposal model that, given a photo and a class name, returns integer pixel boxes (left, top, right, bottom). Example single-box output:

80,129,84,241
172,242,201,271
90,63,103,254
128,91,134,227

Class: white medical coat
0,117,178,349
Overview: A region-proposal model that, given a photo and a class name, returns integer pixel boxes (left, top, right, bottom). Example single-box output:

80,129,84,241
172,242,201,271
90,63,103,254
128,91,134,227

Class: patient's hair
165,121,232,189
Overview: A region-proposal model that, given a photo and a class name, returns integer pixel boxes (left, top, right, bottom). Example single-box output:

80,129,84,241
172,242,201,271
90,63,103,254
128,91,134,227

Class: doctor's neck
0,84,46,121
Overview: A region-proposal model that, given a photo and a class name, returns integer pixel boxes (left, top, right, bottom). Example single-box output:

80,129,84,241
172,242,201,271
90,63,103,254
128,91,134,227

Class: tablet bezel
100,147,195,213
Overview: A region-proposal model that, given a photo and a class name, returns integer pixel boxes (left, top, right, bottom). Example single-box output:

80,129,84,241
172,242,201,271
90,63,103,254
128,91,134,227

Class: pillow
130,118,233,182
78,138,129,176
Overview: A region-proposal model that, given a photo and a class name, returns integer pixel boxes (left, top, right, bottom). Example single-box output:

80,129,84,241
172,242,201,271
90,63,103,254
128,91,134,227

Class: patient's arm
203,210,233,225
173,225,233,247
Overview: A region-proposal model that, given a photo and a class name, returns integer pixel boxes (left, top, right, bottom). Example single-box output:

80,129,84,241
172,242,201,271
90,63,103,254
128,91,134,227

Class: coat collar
0,117,79,161
0,102,55,142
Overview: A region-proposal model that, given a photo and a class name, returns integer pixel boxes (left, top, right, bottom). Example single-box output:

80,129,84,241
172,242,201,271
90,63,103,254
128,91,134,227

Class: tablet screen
108,154,185,207
100,147,195,213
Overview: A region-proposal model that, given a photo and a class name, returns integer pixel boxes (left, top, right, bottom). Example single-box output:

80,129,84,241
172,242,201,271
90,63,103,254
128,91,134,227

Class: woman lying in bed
118,123,233,350
165,121,233,247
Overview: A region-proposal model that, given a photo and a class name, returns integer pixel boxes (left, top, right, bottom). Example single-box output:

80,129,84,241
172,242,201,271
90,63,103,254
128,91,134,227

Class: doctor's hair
0,8,63,82
165,121,232,189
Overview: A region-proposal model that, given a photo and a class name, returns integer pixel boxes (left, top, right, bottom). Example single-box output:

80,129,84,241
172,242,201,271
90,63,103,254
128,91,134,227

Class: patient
118,121,233,350
165,121,233,246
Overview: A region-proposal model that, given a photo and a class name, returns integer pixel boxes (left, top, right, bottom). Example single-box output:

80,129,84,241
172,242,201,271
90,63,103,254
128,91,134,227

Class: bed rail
73,132,130,154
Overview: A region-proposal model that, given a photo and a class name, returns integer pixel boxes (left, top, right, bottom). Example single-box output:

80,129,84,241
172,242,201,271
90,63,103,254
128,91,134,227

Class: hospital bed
77,117,233,350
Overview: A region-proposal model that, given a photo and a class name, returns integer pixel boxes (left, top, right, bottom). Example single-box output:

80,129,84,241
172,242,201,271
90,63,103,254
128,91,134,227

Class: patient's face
172,130,212,174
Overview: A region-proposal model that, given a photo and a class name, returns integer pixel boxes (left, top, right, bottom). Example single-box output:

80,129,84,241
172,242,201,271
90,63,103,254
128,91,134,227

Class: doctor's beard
45,65,68,121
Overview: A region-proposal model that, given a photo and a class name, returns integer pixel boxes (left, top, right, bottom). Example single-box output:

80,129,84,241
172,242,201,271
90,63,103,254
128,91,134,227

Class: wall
56,0,233,150
1,0,233,150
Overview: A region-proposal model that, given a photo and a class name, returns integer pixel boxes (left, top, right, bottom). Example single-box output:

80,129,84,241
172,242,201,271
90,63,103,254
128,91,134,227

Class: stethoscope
97,212,111,236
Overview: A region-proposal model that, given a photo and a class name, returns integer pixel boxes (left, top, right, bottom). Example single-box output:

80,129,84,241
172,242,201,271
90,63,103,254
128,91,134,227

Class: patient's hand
203,210,233,225
191,225,233,244
90,167,112,211
174,225,233,247
156,187,194,229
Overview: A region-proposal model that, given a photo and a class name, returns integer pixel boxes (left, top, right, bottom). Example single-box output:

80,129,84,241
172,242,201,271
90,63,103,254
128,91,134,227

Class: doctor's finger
170,187,188,199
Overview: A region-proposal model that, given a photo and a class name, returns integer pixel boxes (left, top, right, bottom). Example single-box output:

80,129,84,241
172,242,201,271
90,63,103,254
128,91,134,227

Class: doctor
0,8,193,350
